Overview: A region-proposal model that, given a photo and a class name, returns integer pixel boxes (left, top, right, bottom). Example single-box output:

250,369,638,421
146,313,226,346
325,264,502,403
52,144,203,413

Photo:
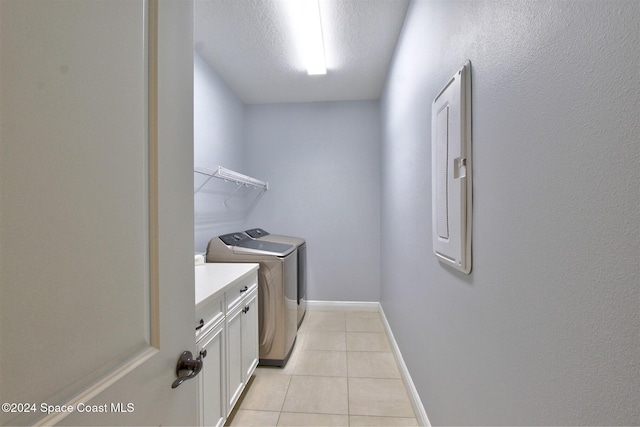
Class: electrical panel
431,61,472,274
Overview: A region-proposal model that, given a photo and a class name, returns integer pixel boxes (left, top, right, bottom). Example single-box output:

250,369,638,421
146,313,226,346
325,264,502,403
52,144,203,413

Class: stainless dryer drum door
256,253,297,366
258,264,276,354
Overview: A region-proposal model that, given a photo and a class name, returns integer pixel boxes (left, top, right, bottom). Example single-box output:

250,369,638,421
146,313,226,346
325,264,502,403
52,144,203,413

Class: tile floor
226,310,418,426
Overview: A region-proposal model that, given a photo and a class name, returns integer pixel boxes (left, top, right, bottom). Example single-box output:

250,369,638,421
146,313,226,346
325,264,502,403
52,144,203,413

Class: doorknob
171,350,203,389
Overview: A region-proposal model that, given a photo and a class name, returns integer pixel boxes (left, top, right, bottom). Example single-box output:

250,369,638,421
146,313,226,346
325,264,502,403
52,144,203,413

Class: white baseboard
379,305,431,427
305,300,431,426
306,300,379,312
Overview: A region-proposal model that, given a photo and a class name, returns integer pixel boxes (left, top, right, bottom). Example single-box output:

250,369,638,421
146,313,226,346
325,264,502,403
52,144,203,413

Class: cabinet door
226,306,244,413
242,291,259,381
198,322,226,427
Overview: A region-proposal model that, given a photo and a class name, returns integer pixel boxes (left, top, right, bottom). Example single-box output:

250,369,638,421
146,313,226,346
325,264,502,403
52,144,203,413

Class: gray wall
244,101,382,302
193,70,382,302
194,53,246,252
380,0,640,425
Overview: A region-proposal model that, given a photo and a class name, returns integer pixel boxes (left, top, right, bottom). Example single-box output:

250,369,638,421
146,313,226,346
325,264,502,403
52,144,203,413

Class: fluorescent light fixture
289,0,327,75
305,0,327,75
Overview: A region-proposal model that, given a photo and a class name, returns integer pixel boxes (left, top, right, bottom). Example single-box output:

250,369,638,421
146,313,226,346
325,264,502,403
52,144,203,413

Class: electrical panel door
431,61,472,274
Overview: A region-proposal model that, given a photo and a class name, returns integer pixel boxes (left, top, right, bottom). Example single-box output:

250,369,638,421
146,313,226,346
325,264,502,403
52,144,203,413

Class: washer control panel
219,232,250,246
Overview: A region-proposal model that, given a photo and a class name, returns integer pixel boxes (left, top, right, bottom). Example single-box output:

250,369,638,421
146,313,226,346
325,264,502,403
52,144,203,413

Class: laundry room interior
2,0,637,425
193,0,639,426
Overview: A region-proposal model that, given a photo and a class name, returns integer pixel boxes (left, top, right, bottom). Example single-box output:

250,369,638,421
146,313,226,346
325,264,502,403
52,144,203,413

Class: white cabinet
226,289,259,413
195,263,259,427
226,302,244,411
242,291,259,380
197,321,225,427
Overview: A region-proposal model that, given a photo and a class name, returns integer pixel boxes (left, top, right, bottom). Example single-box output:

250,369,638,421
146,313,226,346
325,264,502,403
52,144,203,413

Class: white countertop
195,263,259,310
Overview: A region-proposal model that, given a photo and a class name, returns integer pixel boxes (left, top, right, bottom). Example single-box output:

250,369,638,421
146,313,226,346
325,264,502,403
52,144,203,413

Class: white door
0,1,197,425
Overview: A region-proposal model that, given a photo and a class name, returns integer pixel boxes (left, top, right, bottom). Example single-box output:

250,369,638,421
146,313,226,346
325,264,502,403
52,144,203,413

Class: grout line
346,369,351,425
289,373,348,379
278,375,292,413
345,334,351,421
239,305,423,426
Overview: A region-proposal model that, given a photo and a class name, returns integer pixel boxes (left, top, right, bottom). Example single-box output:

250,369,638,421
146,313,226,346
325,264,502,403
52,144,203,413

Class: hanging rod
194,166,268,194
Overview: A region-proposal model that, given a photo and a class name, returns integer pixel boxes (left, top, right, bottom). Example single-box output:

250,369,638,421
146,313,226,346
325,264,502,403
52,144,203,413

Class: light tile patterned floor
226,310,418,426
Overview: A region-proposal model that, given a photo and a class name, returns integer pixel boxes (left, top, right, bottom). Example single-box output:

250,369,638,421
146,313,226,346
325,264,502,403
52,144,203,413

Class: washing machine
245,228,307,328
206,232,297,367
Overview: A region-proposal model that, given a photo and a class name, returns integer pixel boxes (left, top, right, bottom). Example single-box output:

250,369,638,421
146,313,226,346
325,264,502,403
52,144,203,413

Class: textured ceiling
194,0,410,104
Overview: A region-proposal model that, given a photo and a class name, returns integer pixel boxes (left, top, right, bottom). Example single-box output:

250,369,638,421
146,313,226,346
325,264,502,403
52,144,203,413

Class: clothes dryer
206,232,297,367
245,228,307,328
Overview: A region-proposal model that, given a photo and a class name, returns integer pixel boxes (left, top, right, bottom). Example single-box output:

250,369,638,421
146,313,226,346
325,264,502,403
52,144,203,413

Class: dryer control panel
245,228,270,239
219,232,250,246
218,232,295,257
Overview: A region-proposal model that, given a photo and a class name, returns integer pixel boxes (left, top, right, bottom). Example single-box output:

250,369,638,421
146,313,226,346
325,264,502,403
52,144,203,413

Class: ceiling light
290,0,327,75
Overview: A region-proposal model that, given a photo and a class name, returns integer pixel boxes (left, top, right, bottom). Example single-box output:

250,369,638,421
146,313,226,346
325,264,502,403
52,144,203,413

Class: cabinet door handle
200,349,207,359
242,305,250,314
240,286,248,293
171,350,204,389
195,319,204,331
